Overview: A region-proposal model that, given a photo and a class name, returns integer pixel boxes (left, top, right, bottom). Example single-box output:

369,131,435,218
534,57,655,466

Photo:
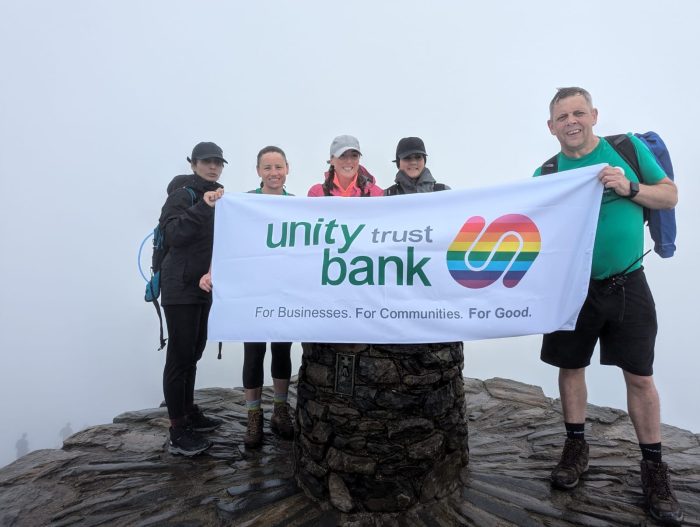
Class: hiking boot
270,402,294,440
551,438,589,489
187,406,223,433
168,427,212,457
640,460,684,525
244,409,263,449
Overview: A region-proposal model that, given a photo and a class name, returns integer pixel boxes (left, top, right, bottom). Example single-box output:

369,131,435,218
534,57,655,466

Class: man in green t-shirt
534,87,681,525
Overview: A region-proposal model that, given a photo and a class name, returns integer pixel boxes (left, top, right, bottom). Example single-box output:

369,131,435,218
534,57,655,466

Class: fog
1,0,699,467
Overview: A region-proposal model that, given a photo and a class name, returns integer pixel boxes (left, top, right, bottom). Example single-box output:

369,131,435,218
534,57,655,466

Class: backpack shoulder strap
384,184,403,196
605,134,644,183
606,134,650,224
540,155,559,175
183,186,198,204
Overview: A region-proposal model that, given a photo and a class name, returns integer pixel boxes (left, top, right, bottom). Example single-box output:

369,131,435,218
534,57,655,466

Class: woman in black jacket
159,142,226,456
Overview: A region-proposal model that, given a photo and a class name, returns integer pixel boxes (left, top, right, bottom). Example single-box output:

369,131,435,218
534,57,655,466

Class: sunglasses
402,154,424,161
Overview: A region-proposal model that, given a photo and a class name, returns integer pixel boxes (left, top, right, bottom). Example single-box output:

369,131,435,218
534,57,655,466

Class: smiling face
191,158,224,182
257,151,288,194
547,94,599,158
330,150,360,182
398,154,426,179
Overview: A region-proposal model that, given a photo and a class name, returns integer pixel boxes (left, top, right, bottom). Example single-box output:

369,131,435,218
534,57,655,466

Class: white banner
209,165,604,343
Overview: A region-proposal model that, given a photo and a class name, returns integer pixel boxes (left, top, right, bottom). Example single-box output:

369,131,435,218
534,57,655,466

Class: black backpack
139,186,197,349
384,182,446,196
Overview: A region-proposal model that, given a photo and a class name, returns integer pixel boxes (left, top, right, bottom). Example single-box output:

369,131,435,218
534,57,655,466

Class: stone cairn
294,342,469,514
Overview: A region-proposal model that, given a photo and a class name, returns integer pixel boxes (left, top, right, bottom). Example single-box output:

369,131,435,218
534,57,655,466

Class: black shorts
541,268,657,376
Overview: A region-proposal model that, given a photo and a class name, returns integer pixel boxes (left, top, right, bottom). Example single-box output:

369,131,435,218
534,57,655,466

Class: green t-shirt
533,135,666,279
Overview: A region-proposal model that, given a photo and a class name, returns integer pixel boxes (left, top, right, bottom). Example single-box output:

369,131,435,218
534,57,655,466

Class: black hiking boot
187,405,223,433
168,426,212,456
551,438,589,489
641,460,684,525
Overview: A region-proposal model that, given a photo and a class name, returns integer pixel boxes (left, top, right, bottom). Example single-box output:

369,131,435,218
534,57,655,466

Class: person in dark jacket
159,141,226,456
384,137,450,195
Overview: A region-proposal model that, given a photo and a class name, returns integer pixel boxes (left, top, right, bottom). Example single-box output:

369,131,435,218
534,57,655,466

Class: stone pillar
294,342,469,513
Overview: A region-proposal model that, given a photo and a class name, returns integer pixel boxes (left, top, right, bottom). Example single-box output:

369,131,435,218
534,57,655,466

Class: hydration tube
138,232,153,282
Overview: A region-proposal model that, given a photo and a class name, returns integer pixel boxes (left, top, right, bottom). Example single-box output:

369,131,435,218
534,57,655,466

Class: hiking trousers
162,303,211,420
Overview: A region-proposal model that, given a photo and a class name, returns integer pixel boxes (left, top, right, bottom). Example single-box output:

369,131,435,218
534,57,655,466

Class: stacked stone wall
295,342,469,513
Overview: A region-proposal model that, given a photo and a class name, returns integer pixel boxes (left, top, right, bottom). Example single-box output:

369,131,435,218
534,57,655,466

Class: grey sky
1,0,698,467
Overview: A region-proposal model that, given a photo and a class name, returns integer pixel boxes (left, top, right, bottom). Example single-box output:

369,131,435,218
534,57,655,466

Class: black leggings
162,303,210,420
242,342,292,389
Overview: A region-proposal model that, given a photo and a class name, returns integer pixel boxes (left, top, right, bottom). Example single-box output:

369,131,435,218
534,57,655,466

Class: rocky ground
0,377,698,526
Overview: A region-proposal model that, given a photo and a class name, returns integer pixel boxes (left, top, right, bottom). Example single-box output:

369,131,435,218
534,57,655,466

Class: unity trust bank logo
446,214,541,289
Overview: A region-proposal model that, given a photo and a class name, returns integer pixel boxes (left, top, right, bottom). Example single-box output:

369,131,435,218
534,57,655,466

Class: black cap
394,137,427,162
187,142,228,163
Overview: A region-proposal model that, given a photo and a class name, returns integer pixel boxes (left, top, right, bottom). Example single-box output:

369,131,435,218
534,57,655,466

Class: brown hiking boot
641,460,683,525
270,402,294,440
244,409,263,449
551,438,589,489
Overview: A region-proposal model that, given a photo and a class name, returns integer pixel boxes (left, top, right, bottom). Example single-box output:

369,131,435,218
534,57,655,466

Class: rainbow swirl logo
446,214,541,289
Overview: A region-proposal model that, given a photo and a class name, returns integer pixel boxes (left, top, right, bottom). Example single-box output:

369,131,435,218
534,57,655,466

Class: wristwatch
628,181,639,199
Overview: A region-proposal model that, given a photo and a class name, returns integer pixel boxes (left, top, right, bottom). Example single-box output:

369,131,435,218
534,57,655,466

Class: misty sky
1,0,699,467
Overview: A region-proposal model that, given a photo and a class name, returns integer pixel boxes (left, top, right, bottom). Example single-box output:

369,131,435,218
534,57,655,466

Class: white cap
329,135,361,159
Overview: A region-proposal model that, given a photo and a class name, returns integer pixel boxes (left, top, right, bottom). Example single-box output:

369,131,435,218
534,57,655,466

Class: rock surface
0,378,698,526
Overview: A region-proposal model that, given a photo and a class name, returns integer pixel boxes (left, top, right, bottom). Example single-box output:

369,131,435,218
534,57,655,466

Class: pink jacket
308,166,383,197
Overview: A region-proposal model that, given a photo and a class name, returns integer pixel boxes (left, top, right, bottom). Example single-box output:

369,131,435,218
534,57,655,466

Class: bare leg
559,367,588,423
623,371,661,444
245,387,262,404
272,378,289,397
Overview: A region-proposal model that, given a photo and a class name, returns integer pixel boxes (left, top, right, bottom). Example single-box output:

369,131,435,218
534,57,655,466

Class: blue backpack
541,132,677,258
138,186,197,349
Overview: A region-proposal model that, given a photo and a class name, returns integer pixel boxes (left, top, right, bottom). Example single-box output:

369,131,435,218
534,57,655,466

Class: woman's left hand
199,272,213,292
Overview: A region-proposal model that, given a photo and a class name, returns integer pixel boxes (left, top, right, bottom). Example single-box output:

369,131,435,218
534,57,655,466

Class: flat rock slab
1,379,699,526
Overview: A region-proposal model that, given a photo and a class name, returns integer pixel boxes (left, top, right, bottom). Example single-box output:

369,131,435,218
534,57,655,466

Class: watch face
629,181,639,197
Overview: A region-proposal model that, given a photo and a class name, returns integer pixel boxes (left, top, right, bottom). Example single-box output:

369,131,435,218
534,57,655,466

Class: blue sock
246,399,261,412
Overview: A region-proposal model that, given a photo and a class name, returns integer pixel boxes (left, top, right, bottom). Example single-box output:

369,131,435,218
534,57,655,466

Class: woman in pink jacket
307,135,383,197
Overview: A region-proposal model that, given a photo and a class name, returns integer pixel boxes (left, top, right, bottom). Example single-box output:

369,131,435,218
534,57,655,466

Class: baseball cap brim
394,150,427,162
331,147,361,159
187,156,228,163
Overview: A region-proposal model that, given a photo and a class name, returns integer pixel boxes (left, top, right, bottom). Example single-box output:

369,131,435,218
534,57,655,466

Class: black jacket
159,174,223,305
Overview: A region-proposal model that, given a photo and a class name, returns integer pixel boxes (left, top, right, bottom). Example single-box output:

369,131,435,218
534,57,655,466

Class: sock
565,422,585,440
640,442,662,463
273,392,288,405
246,399,261,412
